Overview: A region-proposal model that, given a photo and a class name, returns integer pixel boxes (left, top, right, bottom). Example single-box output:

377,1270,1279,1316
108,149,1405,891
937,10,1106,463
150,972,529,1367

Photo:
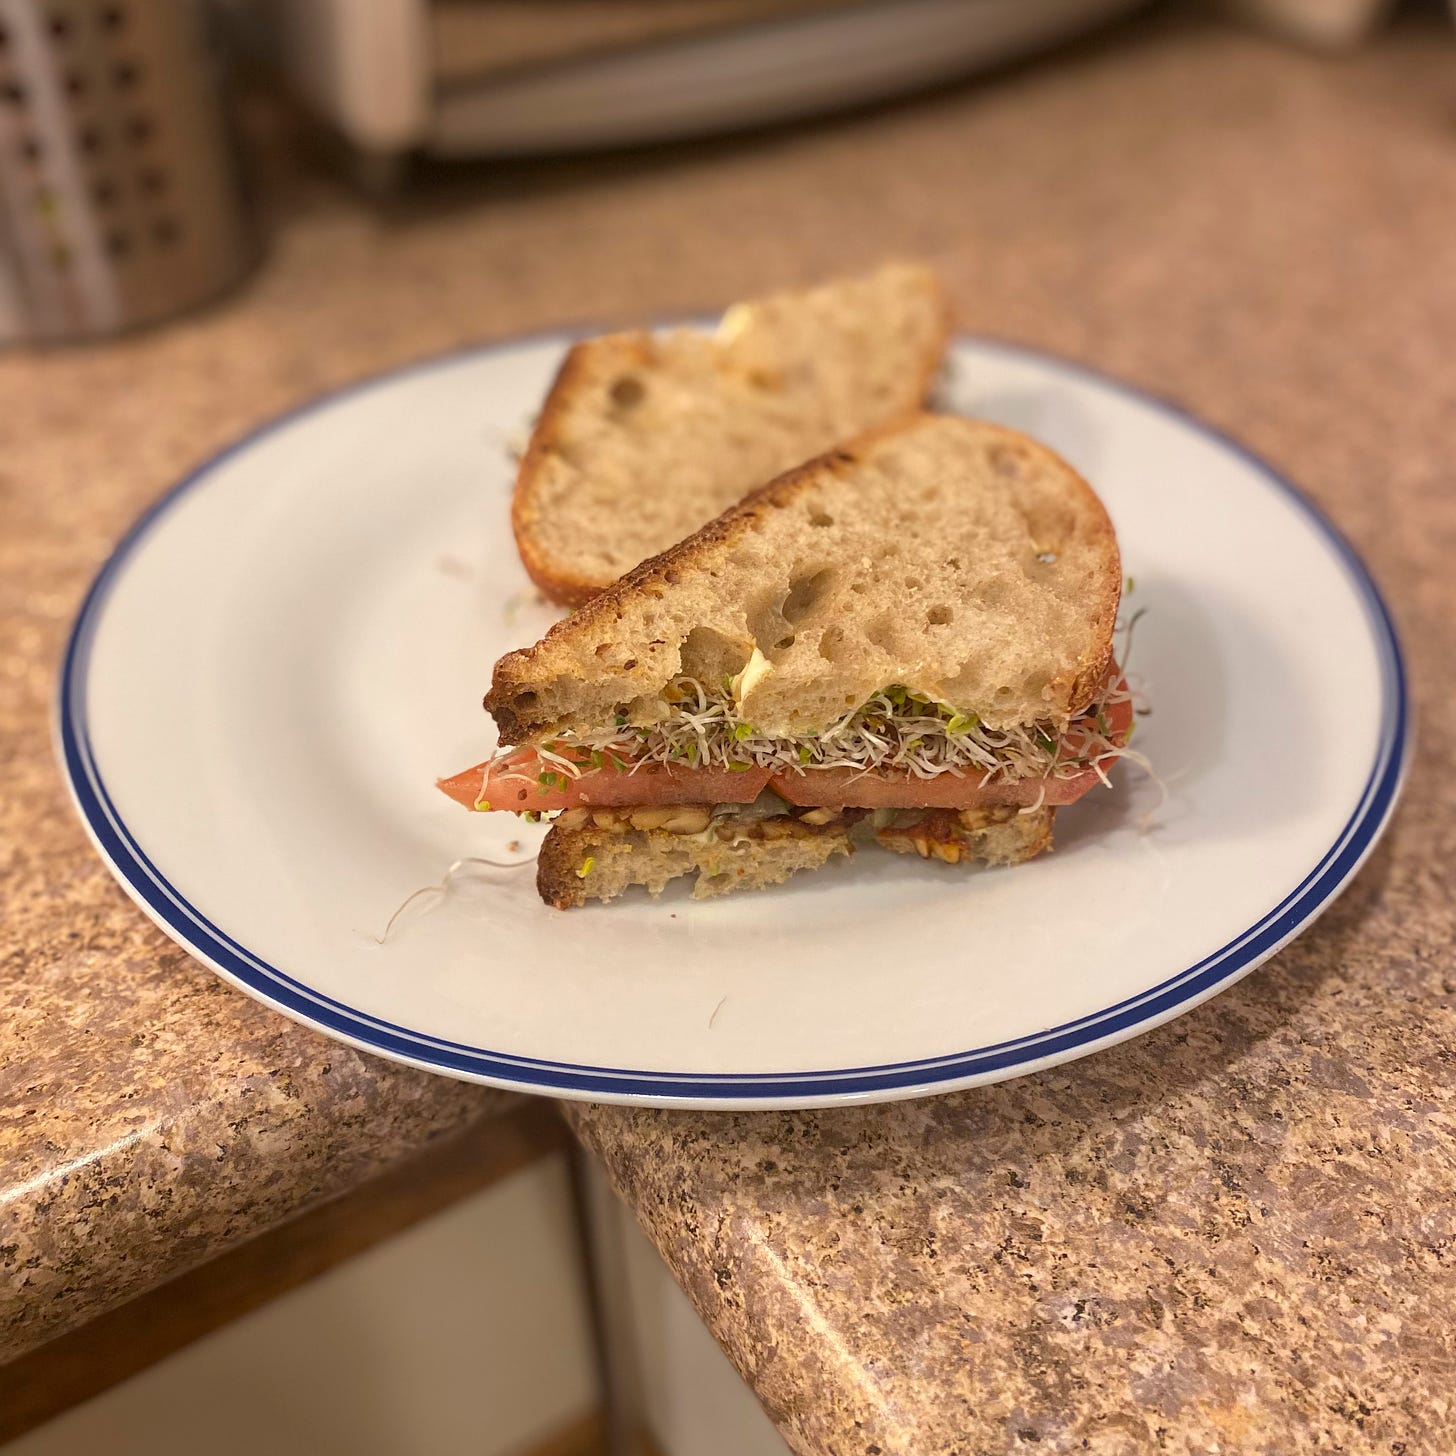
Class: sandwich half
442,413,1132,908
511,262,948,605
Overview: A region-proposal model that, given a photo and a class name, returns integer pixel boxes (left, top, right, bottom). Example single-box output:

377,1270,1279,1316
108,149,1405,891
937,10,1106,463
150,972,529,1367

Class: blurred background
4,2,1454,1454
0,0,1447,346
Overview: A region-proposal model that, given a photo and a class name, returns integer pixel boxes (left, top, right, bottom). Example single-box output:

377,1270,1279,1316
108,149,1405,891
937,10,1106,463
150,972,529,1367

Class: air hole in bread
1019,500,1075,544
775,635,795,651
927,606,953,626
595,644,611,658
782,568,834,625
609,375,645,408
622,658,638,671
946,558,961,570
748,595,789,648
850,581,867,595
994,686,1015,703
867,616,896,651
808,509,833,528
681,625,748,684
515,691,539,713
990,445,1024,480
819,626,846,663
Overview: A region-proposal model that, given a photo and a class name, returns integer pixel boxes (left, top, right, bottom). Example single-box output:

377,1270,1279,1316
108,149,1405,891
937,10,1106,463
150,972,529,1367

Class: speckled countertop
3,8,1454,1446
561,17,1456,1456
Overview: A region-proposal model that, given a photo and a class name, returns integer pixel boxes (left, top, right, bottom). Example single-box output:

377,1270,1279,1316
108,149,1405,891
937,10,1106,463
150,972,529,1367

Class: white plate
57,335,1409,1108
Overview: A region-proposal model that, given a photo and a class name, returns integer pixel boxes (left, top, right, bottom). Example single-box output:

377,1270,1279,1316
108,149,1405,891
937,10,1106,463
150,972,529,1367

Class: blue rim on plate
55,336,1411,1104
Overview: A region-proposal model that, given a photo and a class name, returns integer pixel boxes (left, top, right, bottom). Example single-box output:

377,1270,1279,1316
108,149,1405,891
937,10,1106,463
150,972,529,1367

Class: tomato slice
439,675,1133,815
769,765,1107,809
437,755,771,812
441,753,1106,813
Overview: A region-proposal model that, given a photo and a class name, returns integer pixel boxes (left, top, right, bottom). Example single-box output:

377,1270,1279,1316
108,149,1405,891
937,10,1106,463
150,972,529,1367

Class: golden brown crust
536,822,611,908
1067,519,1121,718
510,334,657,608
915,276,954,407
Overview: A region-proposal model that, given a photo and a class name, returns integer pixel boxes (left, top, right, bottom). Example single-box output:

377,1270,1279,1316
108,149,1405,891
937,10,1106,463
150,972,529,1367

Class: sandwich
511,262,948,605
440,412,1135,908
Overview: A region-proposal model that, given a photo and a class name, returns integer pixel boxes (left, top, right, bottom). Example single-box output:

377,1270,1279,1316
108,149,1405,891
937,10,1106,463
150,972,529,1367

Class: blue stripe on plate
55,335,1411,1104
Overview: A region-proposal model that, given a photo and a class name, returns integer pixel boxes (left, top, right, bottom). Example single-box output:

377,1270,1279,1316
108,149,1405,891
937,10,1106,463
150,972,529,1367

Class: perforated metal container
0,0,256,343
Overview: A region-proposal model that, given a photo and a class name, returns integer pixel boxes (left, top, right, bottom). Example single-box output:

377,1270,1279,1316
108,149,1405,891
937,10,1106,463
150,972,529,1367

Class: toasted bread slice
488,413,1120,744
512,263,949,605
537,803,1054,908
537,811,854,908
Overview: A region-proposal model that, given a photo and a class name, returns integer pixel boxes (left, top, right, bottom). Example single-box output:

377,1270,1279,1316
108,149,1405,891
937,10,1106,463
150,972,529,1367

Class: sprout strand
534,672,1138,786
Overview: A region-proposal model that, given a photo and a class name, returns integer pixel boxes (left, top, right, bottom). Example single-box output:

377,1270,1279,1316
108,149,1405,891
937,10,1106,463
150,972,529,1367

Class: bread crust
511,334,657,607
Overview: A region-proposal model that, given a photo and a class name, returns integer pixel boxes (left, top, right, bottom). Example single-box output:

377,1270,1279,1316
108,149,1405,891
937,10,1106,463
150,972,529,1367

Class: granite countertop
3,7,1454,1447
567,18,1456,1456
